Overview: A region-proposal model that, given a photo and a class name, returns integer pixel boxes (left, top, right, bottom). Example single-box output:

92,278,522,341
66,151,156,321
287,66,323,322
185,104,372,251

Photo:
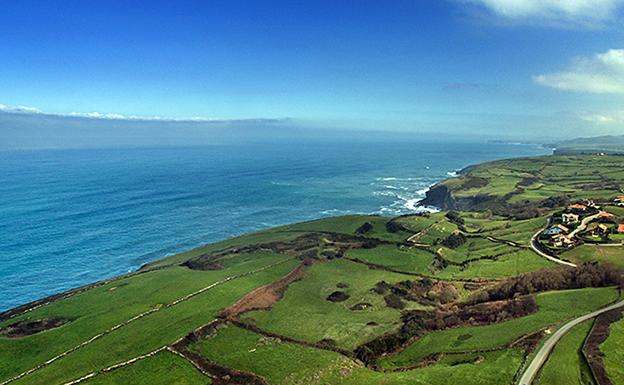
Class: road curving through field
518,299,624,385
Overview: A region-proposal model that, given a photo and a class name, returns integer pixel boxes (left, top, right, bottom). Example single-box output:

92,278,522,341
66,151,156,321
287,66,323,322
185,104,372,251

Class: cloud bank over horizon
0,101,622,151
1,2,623,147
0,104,301,150
0,103,285,123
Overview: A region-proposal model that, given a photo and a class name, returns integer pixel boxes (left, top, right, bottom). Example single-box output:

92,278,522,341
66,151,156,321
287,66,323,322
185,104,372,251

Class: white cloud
534,48,624,93
0,104,42,114
0,103,267,123
463,0,623,27
579,111,624,124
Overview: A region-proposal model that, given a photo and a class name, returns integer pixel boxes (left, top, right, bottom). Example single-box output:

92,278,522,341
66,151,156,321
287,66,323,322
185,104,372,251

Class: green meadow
536,320,594,385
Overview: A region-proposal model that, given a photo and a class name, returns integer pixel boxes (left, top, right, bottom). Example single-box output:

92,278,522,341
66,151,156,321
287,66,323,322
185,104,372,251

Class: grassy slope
148,215,410,269
6,255,299,385
435,155,624,204
245,258,429,350
82,351,209,385
560,245,624,269
192,323,524,385
346,245,436,275
435,249,554,279
536,320,594,385
381,287,618,369
601,315,624,385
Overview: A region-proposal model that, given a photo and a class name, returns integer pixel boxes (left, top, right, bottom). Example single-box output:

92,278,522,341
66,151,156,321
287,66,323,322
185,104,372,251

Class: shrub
326,291,350,302
445,211,464,225
355,222,374,234
384,293,405,309
441,232,466,249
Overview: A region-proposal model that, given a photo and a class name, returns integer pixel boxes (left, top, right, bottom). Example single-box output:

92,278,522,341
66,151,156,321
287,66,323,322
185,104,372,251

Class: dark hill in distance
551,135,624,155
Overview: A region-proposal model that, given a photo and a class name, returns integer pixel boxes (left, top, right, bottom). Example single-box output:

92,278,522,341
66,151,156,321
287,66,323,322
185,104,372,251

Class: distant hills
551,135,624,155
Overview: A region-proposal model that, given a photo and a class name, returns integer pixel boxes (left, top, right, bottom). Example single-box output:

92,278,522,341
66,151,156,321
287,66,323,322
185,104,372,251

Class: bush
385,221,405,233
372,281,390,294
326,291,350,302
445,211,464,225
384,293,405,309
355,222,373,234
472,263,624,303
441,232,466,249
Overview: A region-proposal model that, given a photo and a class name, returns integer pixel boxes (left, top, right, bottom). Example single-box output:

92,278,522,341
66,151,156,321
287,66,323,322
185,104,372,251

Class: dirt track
221,263,307,319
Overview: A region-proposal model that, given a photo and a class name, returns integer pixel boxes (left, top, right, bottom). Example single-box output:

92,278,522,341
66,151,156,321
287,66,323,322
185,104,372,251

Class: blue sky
1,0,624,146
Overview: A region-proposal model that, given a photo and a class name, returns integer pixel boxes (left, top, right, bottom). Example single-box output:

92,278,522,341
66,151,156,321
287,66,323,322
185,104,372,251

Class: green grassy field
380,287,618,369
245,258,429,350
601,314,624,385
434,249,555,279
560,244,624,269
536,320,594,385
346,244,436,275
82,351,209,385
436,237,516,263
424,155,624,214
5,254,298,385
191,323,524,385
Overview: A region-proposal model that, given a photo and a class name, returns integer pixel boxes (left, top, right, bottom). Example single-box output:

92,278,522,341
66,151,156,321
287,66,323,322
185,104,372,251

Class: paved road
568,211,604,238
519,209,624,384
530,225,577,267
518,299,624,385
528,210,606,268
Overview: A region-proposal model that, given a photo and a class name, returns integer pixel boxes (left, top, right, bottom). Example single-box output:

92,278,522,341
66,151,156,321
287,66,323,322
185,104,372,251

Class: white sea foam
319,208,353,215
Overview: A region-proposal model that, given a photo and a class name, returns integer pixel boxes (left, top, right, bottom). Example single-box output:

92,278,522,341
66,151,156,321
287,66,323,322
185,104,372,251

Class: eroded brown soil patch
0,317,67,337
220,263,307,319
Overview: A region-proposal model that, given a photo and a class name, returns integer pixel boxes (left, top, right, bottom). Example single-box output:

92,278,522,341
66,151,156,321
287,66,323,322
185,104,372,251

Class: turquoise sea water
0,140,548,310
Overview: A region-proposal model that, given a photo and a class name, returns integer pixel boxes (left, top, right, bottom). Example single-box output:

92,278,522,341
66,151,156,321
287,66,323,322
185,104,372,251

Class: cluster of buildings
543,222,575,248
541,198,618,248
615,196,624,207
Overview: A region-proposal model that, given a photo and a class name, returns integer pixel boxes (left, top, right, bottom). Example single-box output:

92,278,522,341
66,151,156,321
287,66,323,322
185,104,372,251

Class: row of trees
470,263,623,304
355,295,537,366
400,296,537,334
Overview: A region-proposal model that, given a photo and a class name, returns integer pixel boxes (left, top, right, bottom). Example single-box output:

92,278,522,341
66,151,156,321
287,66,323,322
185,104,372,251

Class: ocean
0,140,549,311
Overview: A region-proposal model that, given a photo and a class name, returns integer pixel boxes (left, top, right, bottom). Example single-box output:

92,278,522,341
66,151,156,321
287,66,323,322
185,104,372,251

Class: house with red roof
549,234,574,248
597,212,615,221
567,203,588,212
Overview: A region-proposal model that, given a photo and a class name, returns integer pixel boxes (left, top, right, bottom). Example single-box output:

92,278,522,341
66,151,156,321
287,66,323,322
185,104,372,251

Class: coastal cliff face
419,183,500,212
419,184,456,210
419,164,482,211
417,157,569,218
